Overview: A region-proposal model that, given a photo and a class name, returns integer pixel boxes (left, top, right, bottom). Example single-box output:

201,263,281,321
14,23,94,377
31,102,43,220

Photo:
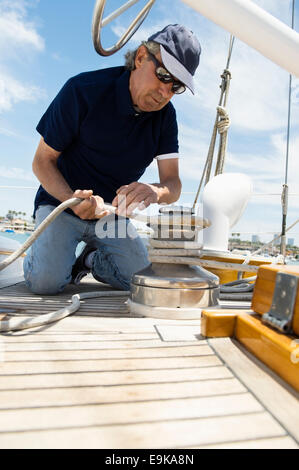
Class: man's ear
135,45,148,69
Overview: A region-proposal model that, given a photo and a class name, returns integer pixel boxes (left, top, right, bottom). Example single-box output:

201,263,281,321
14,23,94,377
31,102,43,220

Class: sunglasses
146,51,186,95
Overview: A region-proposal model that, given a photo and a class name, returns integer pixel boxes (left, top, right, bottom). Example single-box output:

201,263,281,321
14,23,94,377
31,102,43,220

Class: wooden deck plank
2,340,209,352
0,412,285,449
0,364,228,390
155,325,202,341
209,338,299,443
0,356,224,375
0,393,263,433
0,333,159,343
0,316,202,334
0,377,244,410
2,327,162,335
1,346,219,362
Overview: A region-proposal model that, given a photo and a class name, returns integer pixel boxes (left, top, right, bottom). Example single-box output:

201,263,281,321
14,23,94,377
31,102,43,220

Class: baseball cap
148,24,201,94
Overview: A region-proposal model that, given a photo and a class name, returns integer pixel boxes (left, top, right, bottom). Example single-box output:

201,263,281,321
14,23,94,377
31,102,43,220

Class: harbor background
1,219,298,264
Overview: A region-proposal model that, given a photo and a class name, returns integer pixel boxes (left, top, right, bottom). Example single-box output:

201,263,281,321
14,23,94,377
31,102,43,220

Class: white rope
215,105,231,176
103,203,210,228
148,255,259,273
216,106,231,134
0,198,83,272
0,291,130,333
0,199,210,274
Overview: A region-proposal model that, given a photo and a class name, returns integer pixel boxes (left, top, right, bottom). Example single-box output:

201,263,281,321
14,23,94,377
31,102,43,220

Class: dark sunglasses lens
156,67,173,83
171,82,185,94
155,66,186,94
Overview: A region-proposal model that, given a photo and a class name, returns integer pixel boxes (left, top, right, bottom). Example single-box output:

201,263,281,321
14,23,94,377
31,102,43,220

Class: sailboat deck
0,278,298,449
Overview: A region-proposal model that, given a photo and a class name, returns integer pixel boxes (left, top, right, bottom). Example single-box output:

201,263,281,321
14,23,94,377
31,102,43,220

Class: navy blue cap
148,24,201,94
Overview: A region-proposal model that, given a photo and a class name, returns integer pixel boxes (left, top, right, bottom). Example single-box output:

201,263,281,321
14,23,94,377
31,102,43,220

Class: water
0,231,84,256
286,259,299,265
0,231,31,244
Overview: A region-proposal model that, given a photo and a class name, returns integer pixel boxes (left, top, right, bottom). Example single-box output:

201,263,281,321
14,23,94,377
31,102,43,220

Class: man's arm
152,157,182,204
32,138,109,219
112,158,181,215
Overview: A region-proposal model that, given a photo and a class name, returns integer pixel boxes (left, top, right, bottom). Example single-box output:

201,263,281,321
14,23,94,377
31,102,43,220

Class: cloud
0,67,45,112
0,0,45,112
51,52,63,62
0,127,18,137
0,0,44,58
0,165,36,181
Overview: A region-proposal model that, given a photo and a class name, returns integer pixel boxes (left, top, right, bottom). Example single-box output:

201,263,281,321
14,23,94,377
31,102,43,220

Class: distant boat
5,229,14,233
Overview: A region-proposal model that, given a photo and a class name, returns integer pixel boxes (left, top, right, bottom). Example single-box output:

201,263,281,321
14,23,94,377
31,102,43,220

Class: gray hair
124,41,160,71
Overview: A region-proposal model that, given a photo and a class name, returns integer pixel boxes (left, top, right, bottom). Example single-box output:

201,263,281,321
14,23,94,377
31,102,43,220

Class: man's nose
158,81,174,99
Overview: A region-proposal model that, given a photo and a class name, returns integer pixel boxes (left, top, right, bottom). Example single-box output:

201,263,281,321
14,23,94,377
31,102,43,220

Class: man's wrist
151,183,168,204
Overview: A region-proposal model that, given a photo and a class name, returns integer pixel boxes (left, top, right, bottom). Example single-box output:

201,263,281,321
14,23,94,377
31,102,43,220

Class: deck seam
0,410,272,435
0,355,219,364
0,365,230,376
0,376,240,392
0,390,250,411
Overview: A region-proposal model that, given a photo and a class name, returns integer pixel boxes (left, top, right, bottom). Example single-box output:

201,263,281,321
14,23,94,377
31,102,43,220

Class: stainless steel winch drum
130,263,219,309
129,205,220,319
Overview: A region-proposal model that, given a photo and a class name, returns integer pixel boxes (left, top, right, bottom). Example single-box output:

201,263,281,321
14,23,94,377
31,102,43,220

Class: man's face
129,46,176,112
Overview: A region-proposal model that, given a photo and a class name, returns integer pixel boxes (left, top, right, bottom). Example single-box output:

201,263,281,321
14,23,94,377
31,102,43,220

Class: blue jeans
23,205,149,295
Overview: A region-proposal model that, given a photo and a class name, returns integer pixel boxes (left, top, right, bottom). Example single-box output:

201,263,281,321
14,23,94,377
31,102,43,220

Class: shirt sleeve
155,103,179,160
36,77,86,152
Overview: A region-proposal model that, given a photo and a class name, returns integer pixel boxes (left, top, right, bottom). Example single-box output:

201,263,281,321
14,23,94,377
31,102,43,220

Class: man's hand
72,189,110,220
112,182,159,216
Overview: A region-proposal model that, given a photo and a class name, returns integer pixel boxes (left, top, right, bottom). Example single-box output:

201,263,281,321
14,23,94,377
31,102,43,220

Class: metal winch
129,206,220,319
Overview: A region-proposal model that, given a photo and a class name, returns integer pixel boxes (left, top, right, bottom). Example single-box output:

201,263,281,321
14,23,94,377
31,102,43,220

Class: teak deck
0,278,298,449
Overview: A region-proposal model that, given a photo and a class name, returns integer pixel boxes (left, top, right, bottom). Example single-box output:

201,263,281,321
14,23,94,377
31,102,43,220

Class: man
24,24,201,295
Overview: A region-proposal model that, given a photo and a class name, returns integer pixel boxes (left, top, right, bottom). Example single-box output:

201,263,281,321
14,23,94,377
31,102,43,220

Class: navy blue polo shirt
34,66,179,217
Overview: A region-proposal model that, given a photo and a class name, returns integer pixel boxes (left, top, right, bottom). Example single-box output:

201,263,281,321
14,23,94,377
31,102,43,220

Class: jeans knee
91,248,140,291
24,269,67,295
23,251,70,295
92,267,131,291
24,278,64,295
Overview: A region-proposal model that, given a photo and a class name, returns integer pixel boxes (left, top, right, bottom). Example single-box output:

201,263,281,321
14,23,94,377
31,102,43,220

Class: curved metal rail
92,0,156,56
